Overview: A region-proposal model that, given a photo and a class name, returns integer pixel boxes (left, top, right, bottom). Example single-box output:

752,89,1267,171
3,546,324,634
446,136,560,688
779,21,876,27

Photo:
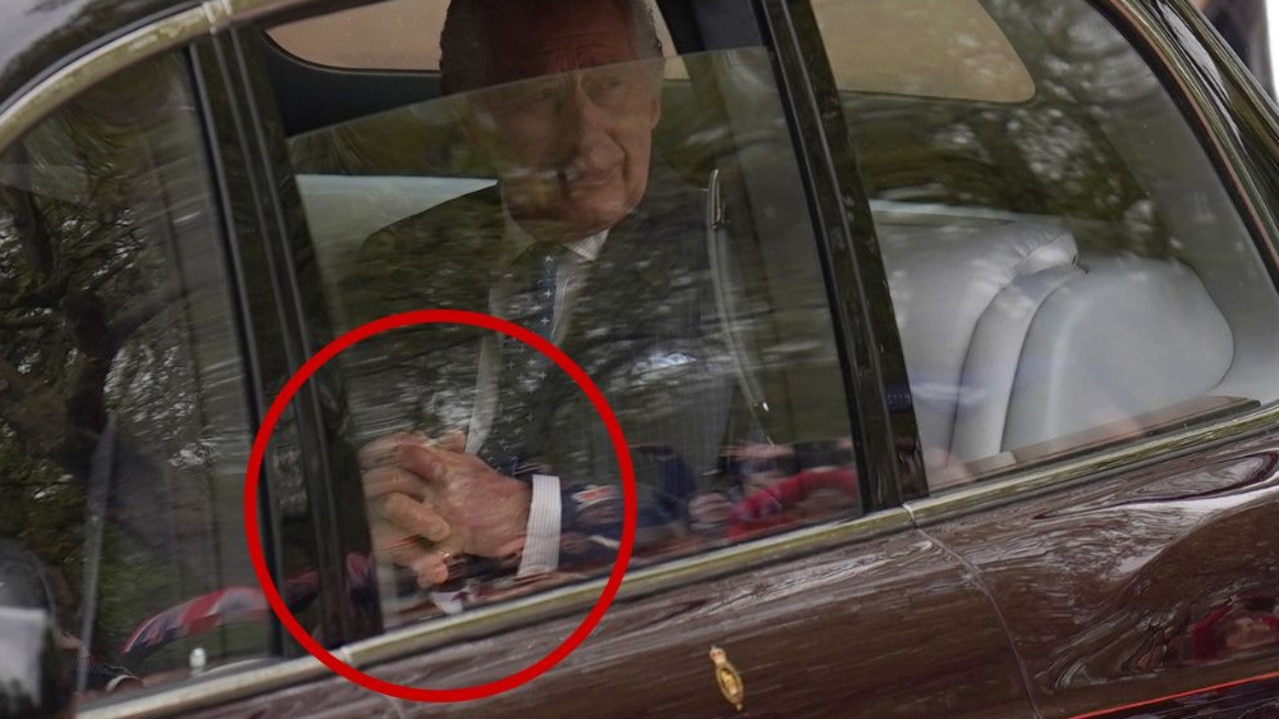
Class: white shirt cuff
517,473,561,577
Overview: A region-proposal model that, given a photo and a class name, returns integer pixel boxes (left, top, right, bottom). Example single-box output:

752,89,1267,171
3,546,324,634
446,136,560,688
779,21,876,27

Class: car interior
840,0,1279,483
257,0,1279,492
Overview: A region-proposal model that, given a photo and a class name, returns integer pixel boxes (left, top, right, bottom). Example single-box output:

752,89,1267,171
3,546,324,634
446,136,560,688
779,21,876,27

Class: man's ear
458,100,498,156
458,99,513,181
462,95,511,159
648,86,662,128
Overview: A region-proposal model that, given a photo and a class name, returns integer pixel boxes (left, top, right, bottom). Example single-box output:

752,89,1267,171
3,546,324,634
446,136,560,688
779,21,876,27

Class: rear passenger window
0,56,264,697
261,0,860,627
812,0,1279,489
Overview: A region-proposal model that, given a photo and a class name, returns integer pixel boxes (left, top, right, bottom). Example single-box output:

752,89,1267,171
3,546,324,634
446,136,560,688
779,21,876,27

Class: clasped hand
360,431,531,588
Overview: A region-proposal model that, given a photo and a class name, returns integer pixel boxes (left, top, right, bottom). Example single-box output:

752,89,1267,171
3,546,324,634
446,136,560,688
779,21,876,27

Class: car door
0,17,313,716
84,0,1038,717
10,1,1277,718
799,0,1279,717
0,4,407,716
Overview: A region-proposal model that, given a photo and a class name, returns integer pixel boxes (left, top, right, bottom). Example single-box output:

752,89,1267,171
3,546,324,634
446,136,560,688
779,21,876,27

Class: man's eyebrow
501,31,640,61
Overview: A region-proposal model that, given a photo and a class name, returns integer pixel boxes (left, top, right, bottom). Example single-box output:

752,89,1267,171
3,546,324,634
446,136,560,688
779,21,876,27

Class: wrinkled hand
360,431,531,588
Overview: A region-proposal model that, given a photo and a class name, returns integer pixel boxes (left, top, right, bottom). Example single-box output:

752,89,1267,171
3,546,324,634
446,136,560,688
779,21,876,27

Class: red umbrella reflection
119,555,374,664
120,585,268,662
118,568,332,664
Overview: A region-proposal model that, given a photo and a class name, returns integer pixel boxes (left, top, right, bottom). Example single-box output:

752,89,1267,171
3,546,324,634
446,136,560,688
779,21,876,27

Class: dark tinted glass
263,0,860,630
0,55,265,699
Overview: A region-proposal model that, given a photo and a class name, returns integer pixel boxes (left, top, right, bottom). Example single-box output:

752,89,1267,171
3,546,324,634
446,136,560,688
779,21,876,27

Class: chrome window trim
0,0,362,155
77,657,331,719
79,391,1279,719
906,402,1279,526
344,508,910,668
0,6,210,153
220,0,339,25
79,508,911,718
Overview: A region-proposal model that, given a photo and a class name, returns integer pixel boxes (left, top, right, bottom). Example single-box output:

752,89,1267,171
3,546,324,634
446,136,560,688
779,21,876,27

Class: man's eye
586,74,630,105
533,85,562,103
495,80,562,112
595,73,626,89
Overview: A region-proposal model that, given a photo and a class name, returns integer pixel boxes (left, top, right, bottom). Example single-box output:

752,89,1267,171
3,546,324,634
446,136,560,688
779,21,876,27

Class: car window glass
268,0,678,73
260,0,860,629
812,0,1279,489
0,54,265,698
814,0,1033,102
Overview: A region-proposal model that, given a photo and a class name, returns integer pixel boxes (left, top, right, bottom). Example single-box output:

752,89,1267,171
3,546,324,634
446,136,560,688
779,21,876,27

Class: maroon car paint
926,434,1279,718
181,529,1032,718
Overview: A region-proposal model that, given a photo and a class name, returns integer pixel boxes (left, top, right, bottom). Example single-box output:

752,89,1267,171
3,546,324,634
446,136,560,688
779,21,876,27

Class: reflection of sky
0,607,47,703
299,174,495,289
2,0,82,69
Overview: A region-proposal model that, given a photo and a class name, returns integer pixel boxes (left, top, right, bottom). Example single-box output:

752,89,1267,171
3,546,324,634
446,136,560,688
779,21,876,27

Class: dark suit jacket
339,171,750,539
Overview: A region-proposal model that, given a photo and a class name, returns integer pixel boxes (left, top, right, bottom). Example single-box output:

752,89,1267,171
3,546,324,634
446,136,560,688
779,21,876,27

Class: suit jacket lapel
563,170,706,349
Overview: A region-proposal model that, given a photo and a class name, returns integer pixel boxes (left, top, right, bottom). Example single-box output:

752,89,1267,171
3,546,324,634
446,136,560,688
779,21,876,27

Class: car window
816,0,1033,103
812,0,1279,489
259,0,860,628
0,54,265,698
267,0,678,73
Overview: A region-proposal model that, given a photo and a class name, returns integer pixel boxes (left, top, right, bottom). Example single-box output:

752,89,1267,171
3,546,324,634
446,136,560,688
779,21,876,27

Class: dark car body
0,0,1278,718
1197,0,1274,95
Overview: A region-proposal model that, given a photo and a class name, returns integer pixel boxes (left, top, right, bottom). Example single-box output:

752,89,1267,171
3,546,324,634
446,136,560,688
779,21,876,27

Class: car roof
0,0,199,113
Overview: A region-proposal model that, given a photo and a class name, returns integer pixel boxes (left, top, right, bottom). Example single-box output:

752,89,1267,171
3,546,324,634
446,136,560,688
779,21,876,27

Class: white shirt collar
500,194,608,263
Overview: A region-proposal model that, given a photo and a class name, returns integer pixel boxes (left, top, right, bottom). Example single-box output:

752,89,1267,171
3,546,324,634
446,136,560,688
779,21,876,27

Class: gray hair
439,0,663,94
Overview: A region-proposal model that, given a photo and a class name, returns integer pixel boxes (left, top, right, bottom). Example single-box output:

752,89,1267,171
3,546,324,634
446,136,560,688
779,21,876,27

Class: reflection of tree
849,0,1171,256
0,143,177,484
0,57,251,666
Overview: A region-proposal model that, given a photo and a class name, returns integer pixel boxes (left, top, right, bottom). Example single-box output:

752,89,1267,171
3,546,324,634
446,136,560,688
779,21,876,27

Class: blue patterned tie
480,247,559,475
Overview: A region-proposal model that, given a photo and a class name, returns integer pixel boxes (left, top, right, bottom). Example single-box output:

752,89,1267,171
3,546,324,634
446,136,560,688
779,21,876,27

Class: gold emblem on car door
709,646,744,711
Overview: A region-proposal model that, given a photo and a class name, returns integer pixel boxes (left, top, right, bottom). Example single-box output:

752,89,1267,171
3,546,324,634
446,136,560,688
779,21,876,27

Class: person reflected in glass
347,0,755,607
688,440,859,540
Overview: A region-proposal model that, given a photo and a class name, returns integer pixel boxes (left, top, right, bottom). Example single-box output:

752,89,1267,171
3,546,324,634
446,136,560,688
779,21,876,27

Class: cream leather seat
882,220,1233,475
879,220,1080,464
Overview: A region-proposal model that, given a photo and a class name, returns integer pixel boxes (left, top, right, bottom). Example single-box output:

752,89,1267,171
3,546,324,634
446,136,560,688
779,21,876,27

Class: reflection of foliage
290,97,491,177
849,0,1173,256
0,427,82,598
850,97,1150,244
0,73,182,483
0,56,259,669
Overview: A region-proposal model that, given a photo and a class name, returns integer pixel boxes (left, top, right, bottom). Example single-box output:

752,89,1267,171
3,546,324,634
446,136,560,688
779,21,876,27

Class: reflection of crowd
1190,595,1279,661
1133,594,1279,671
60,633,142,696
689,441,858,540
408,440,860,616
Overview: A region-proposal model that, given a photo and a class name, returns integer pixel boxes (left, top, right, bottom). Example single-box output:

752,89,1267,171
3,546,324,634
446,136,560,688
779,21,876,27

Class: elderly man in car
346,0,749,600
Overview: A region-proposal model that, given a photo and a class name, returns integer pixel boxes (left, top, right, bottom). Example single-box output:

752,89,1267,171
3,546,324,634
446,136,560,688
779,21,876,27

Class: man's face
463,0,662,243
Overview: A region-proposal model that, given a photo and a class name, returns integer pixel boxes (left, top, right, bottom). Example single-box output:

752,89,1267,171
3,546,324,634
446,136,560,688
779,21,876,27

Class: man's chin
510,192,642,242
541,202,635,241
566,187,645,226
